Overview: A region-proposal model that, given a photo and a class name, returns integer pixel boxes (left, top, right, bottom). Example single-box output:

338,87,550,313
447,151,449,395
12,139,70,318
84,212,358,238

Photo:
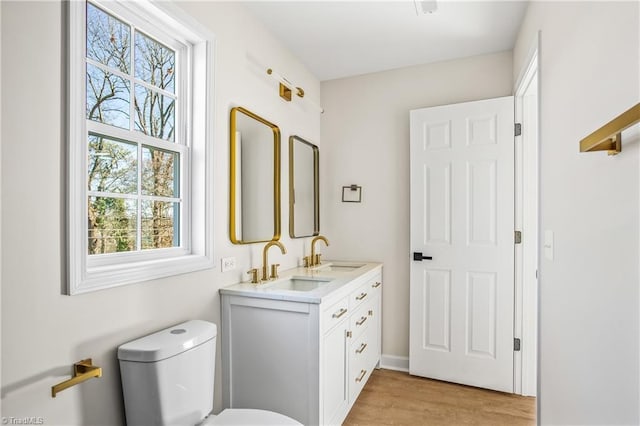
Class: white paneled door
409,97,515,393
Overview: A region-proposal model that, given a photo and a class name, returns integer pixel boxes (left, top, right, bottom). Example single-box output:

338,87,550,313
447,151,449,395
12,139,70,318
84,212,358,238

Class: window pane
142,146,179,197
88,135,137,194
141,200,179,249
86,3,130,74
135,31,175,93
88,196,137,254
87,63,130,129
134,85,175,141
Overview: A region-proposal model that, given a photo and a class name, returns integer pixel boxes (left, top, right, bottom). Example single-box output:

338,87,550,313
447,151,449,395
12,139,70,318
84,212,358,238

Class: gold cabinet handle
372,281,381,288
356,316,368,326
356,292,368,301
356,343,368,354
332,308,348,319
355,369,367,383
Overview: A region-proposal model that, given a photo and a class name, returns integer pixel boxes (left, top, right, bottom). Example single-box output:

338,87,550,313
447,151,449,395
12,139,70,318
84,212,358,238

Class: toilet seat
202,408,302,425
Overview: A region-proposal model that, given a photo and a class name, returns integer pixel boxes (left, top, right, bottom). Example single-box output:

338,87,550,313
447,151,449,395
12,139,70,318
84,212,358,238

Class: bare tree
86,4,178,254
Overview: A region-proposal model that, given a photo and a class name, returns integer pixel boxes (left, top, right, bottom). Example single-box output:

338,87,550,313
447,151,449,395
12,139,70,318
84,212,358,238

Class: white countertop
219,260,383,304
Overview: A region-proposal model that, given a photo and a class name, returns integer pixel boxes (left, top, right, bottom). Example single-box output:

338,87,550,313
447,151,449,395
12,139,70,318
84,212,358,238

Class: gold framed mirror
289,135,319,238
229,106,281,244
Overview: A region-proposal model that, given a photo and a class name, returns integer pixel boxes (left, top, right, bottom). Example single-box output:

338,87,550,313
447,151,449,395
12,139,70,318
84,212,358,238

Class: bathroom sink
269,276,334,292
313,262,366,272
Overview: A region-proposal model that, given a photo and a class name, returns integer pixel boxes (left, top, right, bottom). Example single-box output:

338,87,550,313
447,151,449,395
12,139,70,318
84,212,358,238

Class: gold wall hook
51,359,102,398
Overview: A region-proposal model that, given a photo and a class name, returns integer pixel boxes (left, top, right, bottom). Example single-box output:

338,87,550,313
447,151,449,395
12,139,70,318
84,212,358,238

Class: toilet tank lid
117,320,217,362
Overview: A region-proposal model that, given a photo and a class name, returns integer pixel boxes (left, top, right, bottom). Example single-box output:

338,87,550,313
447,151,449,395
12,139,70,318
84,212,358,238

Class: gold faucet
262,240,287,281
309,235,329,267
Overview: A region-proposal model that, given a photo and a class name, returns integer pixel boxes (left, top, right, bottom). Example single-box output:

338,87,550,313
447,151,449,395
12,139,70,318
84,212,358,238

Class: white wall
320,52,513,357
0,1,320,424
513,2,639,424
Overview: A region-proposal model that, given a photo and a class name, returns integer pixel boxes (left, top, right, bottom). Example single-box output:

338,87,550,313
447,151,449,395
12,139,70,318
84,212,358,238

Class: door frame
513,32,540,397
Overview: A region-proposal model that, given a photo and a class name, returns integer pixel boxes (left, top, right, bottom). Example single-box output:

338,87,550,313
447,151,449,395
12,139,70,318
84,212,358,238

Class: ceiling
242,1,529,81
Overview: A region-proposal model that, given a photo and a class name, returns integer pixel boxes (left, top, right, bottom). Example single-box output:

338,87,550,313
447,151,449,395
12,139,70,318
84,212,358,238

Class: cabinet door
322,321,348,424
369,276,382,366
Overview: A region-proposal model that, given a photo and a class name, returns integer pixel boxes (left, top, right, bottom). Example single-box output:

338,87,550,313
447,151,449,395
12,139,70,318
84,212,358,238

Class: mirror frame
229,106,281,244
289,135,320,238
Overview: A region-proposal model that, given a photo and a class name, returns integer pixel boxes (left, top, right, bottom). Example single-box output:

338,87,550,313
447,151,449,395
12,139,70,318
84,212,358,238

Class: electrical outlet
221,257,236,272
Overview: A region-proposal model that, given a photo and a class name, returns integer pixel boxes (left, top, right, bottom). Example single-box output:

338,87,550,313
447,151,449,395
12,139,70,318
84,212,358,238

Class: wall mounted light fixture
265,67,323,113
247,52,324,113
267,68,303,101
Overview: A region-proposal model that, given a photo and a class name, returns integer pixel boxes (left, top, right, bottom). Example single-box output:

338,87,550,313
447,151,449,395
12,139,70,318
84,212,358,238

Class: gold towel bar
51,359,102,398
580,103,640,156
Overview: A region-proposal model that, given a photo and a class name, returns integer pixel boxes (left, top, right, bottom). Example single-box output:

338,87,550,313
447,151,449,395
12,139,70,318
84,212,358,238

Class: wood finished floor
343,369,536,426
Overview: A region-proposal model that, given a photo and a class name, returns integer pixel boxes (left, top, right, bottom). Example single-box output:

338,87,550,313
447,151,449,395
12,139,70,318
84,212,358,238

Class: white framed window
67,0,215,295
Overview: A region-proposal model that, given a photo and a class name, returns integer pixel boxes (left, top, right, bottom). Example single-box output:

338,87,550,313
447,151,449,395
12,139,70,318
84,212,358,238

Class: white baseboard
380,354,409,372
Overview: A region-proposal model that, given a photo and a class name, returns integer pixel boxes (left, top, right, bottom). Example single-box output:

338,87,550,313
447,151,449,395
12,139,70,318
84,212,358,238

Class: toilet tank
118,320,217,426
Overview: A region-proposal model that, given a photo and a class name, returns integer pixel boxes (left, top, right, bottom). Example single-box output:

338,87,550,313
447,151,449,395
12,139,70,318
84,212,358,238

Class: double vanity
224,106,382,424
220,260,383,425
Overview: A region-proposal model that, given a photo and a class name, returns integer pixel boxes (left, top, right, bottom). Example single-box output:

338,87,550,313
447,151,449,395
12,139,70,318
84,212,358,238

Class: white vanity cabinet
220,263,382,426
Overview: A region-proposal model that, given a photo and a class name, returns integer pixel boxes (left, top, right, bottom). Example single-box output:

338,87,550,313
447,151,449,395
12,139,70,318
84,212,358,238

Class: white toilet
117,320,301,426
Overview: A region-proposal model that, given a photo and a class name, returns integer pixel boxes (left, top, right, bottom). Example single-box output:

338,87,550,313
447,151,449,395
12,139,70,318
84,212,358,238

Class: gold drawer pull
356,343,368,354
332,308,348,319
356,316,368,326
372,281,381,288
356,292,368,301
355,369,367,383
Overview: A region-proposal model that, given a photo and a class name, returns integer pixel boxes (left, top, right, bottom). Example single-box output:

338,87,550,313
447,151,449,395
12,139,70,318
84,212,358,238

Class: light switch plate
544,230,554,260
221,257,236,272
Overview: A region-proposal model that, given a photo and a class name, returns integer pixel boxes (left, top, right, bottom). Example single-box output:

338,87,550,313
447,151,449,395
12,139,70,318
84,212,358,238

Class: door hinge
514,230,522,244
515,122,522,136
514,338,521,351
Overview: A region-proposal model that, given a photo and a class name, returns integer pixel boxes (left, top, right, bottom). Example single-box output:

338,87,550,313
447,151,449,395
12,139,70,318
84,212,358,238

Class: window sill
69,253,214,295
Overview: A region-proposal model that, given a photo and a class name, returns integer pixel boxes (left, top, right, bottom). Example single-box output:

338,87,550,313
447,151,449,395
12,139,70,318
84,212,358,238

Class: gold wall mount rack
51,358,102,398
580,103,640,156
